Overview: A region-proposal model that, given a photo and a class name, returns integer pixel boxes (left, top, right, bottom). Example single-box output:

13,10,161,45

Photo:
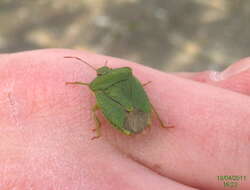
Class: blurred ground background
0,0,249,72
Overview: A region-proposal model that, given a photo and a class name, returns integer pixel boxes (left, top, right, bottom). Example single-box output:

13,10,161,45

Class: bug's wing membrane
95,91,131,135
90,67,132,91
123,109,150,133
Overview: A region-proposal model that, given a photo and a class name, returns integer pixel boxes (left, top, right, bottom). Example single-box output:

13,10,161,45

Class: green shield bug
65,56,173,139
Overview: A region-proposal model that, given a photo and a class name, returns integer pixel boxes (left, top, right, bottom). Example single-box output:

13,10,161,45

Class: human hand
0,49,249,189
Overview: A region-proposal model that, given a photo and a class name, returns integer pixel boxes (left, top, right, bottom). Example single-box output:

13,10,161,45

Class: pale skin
0,49,249,189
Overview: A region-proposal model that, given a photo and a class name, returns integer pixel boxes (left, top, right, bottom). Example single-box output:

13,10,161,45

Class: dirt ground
0,0,249,72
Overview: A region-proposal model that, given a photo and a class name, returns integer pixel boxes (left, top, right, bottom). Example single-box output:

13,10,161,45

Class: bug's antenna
64,56,97,71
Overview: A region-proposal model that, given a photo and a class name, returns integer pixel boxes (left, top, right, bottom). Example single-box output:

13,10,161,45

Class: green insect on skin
65,56,173,139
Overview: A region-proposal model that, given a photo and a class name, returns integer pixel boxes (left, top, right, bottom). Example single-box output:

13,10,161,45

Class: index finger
62,50,250,190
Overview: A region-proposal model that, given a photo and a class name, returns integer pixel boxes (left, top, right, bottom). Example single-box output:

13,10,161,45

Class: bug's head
96,66,112,76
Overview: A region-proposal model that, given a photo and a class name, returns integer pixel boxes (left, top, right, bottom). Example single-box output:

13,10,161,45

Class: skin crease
0,49,249,190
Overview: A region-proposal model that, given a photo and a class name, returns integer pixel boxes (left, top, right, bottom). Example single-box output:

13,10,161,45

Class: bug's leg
151,104,174,128
91,104,102,140
146,126,151,134
65,81,89,86
143,81,152,87
146,116,152,129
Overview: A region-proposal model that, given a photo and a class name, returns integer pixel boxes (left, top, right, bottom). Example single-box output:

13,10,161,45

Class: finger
176,57,250,96
211,57,250,95
60,50,249,190
89,56,250,189
0,49,197,190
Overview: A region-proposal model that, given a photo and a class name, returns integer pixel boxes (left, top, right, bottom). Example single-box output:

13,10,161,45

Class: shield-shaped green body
65,56,168,138
90,66,151,135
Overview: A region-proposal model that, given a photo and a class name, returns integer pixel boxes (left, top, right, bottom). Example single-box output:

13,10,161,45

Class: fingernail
209,71,224,81
210,57,250,81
